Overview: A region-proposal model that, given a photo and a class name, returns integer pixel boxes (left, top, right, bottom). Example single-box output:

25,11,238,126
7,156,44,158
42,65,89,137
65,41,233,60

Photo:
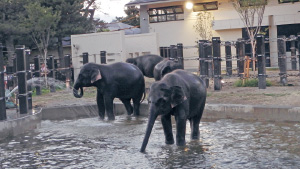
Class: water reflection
0,117,299,168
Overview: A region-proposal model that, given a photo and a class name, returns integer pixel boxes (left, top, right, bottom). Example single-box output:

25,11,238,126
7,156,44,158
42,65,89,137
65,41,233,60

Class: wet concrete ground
0,115,299,168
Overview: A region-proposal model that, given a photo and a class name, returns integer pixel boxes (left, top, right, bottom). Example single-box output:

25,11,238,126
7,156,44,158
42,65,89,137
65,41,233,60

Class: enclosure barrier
25,49,33,109
256,35,267,89
0,43,7,120
212,37,222,91
278,36,287,86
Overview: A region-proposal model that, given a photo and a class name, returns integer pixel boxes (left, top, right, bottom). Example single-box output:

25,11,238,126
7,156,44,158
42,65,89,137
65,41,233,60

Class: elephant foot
165,139,174,145
176,140,186,146
191,134,199,140
107,114,115,121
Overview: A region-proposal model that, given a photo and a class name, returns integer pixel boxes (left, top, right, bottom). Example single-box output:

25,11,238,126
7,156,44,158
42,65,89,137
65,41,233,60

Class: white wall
125,32,159,57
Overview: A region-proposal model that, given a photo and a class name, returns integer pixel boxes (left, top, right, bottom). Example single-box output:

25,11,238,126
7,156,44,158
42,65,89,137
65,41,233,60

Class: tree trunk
57,36,64,68
5,35,15,66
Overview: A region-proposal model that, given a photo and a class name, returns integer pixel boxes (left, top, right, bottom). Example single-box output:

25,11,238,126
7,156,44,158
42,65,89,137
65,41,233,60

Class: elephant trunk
73,81,83,98
140,112,158,152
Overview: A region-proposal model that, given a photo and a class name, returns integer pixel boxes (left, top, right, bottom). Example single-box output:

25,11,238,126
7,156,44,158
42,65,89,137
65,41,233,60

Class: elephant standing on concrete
153,59,183,81
140,70,207,152
126,55,163,78
73,62,145,120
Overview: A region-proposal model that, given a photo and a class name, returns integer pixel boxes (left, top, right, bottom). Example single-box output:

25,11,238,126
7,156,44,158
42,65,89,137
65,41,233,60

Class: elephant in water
73,62,145,120
126,54,163,78
141,70,207,152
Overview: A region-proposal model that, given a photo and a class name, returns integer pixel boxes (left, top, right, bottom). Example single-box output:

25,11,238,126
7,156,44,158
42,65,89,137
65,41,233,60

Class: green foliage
193,11,214,40
234,78,272,87
116,6,140,26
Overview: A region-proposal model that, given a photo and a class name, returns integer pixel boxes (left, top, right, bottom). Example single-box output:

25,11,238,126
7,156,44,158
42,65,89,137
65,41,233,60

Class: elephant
140,69,207,152
73,62,145,120
153,59,183,81
126,54,164,78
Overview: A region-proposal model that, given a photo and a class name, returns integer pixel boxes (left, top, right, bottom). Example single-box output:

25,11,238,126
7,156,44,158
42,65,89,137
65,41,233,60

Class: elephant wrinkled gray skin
153,59,183,81
141,70,207,152
126,55,164,78
73,62,145,120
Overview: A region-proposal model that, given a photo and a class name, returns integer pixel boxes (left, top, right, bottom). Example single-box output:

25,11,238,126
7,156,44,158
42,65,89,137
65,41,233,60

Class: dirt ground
32,70,300,108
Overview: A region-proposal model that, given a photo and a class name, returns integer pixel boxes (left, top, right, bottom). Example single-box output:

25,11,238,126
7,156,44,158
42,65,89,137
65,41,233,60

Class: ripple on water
0,117,299,168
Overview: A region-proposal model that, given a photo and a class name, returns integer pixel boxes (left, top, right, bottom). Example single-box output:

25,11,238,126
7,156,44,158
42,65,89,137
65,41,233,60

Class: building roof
103,22,141,35
126,0,180,6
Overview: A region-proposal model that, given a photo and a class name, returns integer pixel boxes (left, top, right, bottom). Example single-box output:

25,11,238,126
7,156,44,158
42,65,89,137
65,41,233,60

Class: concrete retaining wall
1,103,300,141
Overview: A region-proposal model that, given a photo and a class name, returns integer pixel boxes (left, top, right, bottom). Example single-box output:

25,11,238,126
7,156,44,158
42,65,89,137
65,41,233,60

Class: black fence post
48,55,56,93
177,43,184,69
198,40,209,88
64,54,71,88
16,45,28,114
236,39,245,79
34,56,41,95
83,52,89,64
12,58,17,88
25,49,32,110
256,34,266,89
278,35,287,85
169,45,177,60
212,37,222,91
0,43,7,120
205,42,213,78
100,51,106,64
225,41,232,76
290,35,297,70
160,47,164,57
298,34,300,75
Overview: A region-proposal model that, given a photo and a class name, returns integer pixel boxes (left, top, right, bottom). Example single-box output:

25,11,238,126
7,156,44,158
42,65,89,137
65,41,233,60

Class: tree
0,0,28,66
40,0,96,67
193,11,214,40
117,6,140,26
231,0,267,71
23,2,61,71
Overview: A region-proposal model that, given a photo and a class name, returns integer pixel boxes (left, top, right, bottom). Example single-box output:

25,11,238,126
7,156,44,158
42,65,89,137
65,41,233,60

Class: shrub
234,78,272,87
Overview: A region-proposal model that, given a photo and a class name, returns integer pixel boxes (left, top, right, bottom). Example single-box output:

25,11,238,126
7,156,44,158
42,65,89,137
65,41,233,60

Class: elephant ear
170,86,187,108
91,69,102,83
161,65,172,78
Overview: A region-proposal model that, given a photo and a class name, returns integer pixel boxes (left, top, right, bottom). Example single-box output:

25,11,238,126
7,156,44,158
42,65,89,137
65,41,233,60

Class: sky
94,0,132,22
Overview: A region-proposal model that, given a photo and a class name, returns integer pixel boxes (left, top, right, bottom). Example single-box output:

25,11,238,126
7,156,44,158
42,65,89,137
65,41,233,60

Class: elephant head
154,59,183,81
140,82,187,152
125,58,137,66
73,63,102,98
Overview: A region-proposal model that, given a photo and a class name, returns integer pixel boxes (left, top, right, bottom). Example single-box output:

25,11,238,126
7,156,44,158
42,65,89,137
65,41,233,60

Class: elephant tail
140,89,146,103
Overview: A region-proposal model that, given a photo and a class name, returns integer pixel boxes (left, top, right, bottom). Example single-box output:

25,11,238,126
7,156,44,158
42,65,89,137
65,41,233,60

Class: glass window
148,6,184,23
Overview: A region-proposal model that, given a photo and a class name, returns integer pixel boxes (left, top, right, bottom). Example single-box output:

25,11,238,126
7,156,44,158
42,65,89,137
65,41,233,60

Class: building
126,0,300,68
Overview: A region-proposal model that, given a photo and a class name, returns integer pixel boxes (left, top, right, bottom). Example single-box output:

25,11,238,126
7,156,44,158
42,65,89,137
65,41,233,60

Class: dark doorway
277,24,300,52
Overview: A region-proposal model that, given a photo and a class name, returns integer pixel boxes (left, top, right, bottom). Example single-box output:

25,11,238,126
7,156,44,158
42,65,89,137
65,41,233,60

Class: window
279,0,299,3
193,2,218,12
148,6,184,23
239,0,267,7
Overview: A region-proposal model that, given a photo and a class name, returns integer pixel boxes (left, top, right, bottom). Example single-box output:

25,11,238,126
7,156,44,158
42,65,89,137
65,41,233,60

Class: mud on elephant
141,70,207,152
73,62,145,120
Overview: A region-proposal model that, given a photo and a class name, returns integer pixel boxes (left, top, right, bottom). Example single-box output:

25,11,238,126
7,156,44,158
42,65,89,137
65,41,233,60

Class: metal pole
298,34,300,75
256,34,266,89
100,51,106,64
49,55,56,93
278,35,287,85
212,37,222,91
199,40,209,88
83,52,89,64
237,39,245,79
205,42,213,78
34,56,41,95
159,47,164,57
25,49,32,109
16,45,28,114
177,43,184,69
0,43,7,120
290,35,297,70
64,54,71,88
225,41,232,76
12,58,17,88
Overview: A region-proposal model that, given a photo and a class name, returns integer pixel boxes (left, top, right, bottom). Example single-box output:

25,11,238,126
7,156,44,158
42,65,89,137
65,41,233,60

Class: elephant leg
132,98,140,116
161,114,174,144
97,91,105,119
174,108,187,146
104,96,115,120
120,98,133,115
191,116,201,140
